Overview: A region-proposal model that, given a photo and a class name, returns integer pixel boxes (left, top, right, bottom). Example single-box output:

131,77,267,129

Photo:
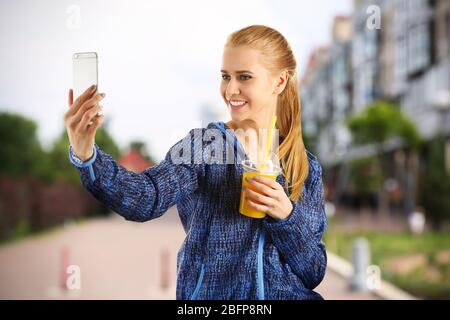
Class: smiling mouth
228,100,248,110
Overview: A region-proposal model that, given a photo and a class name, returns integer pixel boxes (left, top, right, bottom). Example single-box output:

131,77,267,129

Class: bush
419,134,450,229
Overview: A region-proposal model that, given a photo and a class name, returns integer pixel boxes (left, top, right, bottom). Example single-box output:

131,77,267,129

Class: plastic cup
239,159,282,219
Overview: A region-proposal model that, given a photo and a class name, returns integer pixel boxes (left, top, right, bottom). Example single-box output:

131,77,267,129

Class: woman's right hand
64,85,106,161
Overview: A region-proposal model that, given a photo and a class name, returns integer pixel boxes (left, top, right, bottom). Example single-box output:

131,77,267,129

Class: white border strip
327,251,418,300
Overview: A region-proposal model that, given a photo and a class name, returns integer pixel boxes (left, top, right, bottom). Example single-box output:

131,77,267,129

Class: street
0,208,378,300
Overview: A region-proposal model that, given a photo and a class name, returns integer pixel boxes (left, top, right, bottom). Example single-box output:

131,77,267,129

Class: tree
302,131,315,156
419,134,450,229
346,101,423,215
348,156,383,204
95,127,121,160
45,127,122,186
0,112,45,177
346,101,421,149
129,140,156,164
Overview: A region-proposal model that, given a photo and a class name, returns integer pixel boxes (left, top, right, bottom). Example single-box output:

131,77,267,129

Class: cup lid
241,159,282,174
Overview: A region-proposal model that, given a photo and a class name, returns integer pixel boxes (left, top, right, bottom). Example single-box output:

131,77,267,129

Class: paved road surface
0,208,378,300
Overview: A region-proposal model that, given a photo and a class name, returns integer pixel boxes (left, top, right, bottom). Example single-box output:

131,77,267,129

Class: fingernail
91,84,97,90
245,177,251,183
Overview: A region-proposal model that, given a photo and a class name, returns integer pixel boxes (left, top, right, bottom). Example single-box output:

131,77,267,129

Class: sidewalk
316,269,378,300
0,208,381,300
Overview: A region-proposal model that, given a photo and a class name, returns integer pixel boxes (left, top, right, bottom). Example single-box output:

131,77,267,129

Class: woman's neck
226,113,276,135
226,111,279,163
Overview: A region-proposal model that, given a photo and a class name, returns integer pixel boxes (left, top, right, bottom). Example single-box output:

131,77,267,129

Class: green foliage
346,100,422,149
302,131,316,155
345,101,423,208
96,127,121,160
43,127,122,186
9,219,31,241
129,140,156,164
419,134,450,228
0,111,121,186
324,229,450,299
0,111,136,240
349,156,383,196
42,131,83,185
0,112,44,177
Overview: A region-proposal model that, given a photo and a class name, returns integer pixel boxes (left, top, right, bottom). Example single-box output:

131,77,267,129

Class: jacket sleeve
68,128,206,222
263,154,327,290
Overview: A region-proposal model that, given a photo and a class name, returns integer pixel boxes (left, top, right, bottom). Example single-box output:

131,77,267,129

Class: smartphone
72,52,98,101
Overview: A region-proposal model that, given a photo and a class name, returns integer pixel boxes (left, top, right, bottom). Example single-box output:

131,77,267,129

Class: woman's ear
273,70,289,95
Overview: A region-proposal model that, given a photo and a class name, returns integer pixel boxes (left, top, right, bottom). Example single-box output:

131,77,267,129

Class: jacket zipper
190,263,205,300
215,121,265,299
257,228,265,300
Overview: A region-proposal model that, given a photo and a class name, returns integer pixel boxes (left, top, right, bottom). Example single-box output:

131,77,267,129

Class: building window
395,36,407,84
446,13,450,56
365,29,377,60
408,23,430,74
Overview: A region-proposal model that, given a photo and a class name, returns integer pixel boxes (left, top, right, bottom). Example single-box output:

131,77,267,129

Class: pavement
0,207,380,300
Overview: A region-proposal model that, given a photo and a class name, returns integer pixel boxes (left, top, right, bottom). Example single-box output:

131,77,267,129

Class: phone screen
72,52,98,100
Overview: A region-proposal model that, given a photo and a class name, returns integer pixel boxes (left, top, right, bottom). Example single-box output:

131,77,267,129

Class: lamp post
433,90,450,174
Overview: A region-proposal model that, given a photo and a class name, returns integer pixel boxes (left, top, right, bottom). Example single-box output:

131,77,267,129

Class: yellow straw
259,115,277,172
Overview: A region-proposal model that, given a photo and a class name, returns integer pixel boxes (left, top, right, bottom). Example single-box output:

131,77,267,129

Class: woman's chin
229,112,246,121
229,106,248,117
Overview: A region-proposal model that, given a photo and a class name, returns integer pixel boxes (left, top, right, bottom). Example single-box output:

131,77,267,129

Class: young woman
64,25,327,300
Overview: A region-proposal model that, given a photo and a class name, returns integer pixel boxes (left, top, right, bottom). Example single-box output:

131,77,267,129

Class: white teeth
229,101,247,106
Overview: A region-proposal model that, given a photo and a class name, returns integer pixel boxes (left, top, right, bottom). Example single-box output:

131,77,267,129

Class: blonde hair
225,25,309,202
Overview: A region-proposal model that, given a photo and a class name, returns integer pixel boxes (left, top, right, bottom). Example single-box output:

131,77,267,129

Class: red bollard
60,246,69,290
160,249,170,290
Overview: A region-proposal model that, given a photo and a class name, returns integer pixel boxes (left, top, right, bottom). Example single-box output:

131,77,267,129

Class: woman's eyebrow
221,70,254,75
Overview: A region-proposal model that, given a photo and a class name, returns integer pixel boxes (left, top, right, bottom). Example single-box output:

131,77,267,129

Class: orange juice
239,160,281,219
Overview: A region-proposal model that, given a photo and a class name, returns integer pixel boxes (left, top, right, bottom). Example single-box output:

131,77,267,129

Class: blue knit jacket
68,121,327,300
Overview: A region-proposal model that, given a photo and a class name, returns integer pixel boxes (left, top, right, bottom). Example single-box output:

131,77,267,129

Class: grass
323,228,450,299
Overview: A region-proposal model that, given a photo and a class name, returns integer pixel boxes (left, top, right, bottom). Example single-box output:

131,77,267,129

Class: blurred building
331,16,353,121
435,0,450,62
352,0,381,114
303,0,450,159
118,149,152,173
301,16,353,164
392,0,446,139
329,16,353,162
301,0,450,211
301,46,332,158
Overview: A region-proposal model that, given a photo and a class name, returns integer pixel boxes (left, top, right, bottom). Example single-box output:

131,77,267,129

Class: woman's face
220,46,280,123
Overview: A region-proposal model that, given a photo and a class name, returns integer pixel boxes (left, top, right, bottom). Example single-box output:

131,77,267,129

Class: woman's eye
221,74,251,81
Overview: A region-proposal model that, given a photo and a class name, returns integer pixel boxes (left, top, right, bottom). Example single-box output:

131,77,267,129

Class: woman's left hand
243,176,293,221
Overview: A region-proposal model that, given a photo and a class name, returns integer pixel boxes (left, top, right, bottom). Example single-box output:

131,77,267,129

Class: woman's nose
226,80,240,96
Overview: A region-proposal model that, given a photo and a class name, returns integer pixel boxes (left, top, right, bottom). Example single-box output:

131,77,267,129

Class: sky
0,0,352,161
